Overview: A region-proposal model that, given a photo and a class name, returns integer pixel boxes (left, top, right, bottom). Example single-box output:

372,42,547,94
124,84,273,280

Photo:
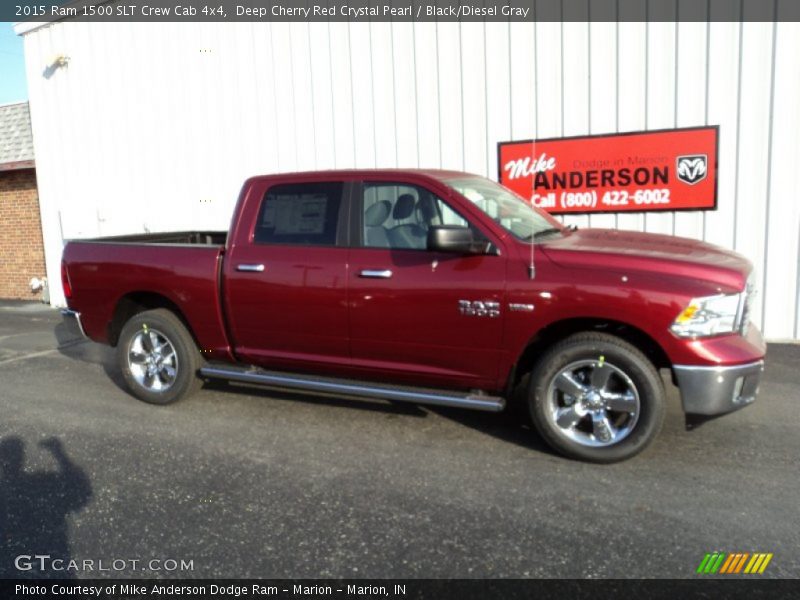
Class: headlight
740,271,758,336
670,293,743,338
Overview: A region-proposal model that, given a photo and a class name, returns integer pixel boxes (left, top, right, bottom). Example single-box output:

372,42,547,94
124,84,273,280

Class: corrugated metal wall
21,18,800,339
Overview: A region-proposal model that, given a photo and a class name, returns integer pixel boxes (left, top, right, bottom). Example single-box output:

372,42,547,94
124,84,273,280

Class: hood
539,228,751,292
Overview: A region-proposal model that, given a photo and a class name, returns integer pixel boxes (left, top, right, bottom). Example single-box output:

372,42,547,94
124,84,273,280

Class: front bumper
673,360,764,415
61,308,87,339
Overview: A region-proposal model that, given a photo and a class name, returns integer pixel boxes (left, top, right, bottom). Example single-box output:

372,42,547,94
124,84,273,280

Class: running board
199,364,505,413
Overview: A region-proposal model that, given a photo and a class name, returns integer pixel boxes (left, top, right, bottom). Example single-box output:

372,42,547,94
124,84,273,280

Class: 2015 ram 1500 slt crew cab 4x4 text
61,170,765,462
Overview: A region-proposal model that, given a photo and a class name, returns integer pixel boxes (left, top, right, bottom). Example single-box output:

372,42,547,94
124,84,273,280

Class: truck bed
62,236,231,359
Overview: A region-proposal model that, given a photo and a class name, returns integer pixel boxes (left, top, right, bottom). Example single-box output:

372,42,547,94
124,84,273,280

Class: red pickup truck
61,170,765,462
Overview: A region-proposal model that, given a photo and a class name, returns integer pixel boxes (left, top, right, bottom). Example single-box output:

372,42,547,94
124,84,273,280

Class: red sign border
496,125,720,215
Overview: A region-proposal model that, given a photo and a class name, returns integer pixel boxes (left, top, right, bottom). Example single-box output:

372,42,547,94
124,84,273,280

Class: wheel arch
108,291,198,348
506,317,671,399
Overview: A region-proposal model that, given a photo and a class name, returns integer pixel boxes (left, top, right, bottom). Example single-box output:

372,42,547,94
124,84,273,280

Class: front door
347,181,506,390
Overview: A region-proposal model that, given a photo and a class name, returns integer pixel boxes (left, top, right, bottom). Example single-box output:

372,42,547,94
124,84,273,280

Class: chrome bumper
673,360,764,415
61,308,87,339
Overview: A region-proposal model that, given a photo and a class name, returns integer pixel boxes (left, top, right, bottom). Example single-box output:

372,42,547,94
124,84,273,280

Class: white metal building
15,17,800,340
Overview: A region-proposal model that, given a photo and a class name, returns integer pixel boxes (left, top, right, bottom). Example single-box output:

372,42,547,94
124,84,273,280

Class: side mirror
427,226,486,254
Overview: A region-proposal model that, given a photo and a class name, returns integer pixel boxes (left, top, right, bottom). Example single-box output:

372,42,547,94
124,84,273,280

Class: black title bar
7,0,800,25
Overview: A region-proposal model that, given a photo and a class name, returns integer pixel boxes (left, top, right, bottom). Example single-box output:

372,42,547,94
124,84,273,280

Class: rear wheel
117,309,202,405
528,332,665,463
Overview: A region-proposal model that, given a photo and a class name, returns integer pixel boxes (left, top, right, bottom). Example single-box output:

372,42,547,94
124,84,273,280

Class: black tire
117,308,203,405
528,332,665,463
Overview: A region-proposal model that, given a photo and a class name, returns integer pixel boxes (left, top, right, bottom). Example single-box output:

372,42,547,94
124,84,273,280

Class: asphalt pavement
0,301,797,579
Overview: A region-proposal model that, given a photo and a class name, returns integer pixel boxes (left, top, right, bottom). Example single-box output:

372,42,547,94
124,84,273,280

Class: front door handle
359,269,393,279
237,264,265,272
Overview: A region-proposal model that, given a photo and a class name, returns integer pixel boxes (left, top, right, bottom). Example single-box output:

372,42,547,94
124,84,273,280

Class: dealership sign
498,126,718,214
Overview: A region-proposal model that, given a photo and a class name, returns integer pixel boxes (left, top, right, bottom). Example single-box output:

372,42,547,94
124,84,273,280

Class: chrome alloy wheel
545,359,641,447
127,327,179,393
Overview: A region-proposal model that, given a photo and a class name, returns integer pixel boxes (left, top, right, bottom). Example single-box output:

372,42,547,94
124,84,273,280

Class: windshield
443,177,564,241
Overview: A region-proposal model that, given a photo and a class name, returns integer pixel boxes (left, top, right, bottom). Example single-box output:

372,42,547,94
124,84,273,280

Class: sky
0,22,28,104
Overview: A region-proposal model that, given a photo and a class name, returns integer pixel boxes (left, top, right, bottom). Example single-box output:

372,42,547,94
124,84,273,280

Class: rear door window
254,182,344,246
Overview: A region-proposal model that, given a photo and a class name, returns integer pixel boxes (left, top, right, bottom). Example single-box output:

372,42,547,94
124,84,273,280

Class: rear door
347,180,507,390
224,178,351,372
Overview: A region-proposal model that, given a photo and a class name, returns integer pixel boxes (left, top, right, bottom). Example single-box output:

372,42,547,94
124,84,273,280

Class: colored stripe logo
697,552,773,574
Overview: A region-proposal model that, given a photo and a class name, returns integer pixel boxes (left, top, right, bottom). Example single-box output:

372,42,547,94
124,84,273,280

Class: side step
199,364,506,413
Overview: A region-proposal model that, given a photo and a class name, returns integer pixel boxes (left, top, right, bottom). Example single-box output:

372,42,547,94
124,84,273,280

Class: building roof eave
0,160,36,172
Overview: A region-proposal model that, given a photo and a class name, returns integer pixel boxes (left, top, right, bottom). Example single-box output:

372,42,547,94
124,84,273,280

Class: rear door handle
359,269,393,279
237,264,265,272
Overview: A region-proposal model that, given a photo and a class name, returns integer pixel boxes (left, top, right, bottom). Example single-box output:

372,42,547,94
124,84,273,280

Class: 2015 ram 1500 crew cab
61,170,765,462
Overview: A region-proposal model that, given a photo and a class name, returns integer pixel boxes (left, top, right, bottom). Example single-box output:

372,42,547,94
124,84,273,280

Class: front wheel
528,332,665,463
117,309,202,405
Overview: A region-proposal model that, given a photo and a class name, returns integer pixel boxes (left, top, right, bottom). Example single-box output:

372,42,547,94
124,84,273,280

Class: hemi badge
508,303,535,313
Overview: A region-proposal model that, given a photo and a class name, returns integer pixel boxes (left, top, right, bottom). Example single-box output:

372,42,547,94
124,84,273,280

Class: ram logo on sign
677,155,708,185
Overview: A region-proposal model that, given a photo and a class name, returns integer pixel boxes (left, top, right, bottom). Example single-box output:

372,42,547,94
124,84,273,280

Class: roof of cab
246,169,483,184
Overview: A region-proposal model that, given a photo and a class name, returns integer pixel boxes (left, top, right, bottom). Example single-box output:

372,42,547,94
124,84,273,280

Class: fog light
732,377,745,403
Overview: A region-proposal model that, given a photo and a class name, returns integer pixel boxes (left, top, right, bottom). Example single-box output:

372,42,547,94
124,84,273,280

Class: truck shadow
0,436,92,579
52,322,554,453
426,403,557,457
53,321,130,394
202,380,429,417
206,381,555,455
